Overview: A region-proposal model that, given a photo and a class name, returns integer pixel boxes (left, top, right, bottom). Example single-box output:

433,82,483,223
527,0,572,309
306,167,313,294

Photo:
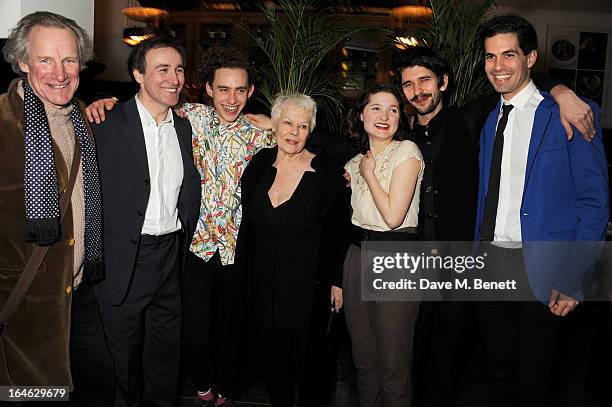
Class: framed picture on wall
546,25,610,113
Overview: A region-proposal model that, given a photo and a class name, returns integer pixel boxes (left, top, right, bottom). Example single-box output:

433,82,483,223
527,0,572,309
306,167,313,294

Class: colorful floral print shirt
183,103,275,265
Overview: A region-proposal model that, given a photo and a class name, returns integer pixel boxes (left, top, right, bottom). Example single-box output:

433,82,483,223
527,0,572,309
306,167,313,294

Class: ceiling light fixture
122,6,169,22
390,1,432,21
394,36,421,50
122,26,157,46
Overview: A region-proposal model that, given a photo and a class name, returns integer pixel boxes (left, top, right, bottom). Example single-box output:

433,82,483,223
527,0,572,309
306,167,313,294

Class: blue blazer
474,92,609,302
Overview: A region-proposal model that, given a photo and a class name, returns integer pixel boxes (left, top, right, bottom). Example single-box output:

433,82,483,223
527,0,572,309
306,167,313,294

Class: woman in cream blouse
343,84,424,407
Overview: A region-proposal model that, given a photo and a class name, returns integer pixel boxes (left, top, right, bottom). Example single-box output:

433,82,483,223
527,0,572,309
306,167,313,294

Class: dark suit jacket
413,106,479,241
93,96,200,305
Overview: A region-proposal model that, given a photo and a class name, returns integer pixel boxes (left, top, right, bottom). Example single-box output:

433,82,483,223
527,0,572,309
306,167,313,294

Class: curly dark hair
198,45,256,86
344,84,411,155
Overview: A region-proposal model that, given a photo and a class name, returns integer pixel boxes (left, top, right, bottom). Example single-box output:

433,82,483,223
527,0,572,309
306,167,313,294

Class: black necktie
480,103,514,241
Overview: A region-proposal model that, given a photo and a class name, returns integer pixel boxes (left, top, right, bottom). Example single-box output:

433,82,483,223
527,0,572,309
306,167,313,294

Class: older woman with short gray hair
239,93,351,406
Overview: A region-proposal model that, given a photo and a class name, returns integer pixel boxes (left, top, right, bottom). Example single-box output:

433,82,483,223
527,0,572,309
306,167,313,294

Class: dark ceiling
138,0,612,13
139,0,410,11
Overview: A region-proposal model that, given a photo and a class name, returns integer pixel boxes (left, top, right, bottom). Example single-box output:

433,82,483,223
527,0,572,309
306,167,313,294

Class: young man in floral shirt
180,46,274,407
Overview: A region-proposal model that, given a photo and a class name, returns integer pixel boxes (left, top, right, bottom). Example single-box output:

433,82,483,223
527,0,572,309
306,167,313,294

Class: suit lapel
121,97,149,176
523,97,553,190
172,111,194,171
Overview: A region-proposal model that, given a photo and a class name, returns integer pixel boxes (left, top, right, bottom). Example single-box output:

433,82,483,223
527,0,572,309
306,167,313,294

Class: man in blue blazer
474,15,609,407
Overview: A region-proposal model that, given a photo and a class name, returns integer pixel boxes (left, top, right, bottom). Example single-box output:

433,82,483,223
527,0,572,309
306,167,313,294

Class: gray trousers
343,244,419,407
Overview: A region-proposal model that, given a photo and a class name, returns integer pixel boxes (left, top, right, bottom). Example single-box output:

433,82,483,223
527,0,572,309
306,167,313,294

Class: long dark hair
344,84,410,155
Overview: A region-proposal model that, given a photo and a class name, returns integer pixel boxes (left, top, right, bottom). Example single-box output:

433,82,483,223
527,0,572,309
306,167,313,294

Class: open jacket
475,94,609,302
92,96,200,306
0,79,91,387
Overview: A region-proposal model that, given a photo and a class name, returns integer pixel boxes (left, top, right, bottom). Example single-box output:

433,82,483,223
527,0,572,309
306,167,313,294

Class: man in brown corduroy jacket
0,11,111,406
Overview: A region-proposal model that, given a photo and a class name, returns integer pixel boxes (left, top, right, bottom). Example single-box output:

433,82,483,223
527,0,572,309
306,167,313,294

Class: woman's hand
85,97,118,124
365,156,421,229
245,114,272,130
343,170,351,188
331,285,343,312
359,150,376,179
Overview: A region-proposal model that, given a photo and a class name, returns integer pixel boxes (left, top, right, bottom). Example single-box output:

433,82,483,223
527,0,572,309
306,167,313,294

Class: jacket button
131,238,138,244
66,286,72,294
145,179,150,186
425,186,432,193
68,238,75,246
138,210,144,216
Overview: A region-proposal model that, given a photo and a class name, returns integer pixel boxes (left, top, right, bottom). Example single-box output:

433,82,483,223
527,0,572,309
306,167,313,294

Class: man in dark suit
93,37,200,407
474,15,608,406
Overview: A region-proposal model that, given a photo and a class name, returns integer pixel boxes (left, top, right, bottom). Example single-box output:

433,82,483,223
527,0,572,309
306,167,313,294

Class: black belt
351,224,417,246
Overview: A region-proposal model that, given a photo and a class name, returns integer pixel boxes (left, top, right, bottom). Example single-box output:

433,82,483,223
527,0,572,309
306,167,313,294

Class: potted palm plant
402,0,497,107
241,0,365,131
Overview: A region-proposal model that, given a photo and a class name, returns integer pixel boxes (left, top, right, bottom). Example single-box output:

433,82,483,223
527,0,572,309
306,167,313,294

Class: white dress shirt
494,80,543,245
135,95,184,236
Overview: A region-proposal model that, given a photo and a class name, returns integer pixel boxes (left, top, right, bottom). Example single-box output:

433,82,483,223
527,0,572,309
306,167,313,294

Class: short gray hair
271,93,317,131
2,11,93,74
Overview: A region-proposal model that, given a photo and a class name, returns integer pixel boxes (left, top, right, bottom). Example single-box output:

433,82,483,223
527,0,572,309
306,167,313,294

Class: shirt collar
210,107,247,131
500,79,537,112
135,94,174,127
413,105,448,133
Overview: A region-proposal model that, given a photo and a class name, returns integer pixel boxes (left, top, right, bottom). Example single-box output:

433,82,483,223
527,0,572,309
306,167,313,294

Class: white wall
0,0,94,40
496,6,612,127
0,0,130,81
0,2,22,38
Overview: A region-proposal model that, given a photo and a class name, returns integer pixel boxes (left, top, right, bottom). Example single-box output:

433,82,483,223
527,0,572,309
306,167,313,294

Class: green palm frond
238,0,367,131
